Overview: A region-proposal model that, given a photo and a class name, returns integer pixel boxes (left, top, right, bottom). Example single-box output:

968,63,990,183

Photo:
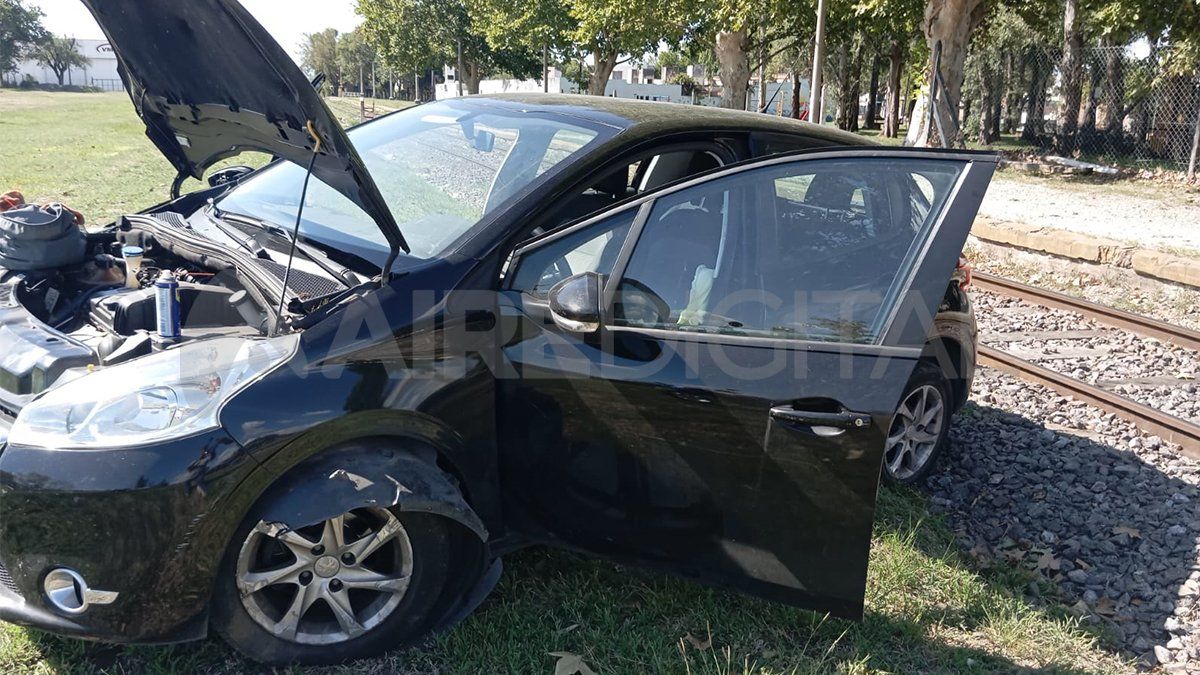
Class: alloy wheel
884,384,945,481
236,507,413,645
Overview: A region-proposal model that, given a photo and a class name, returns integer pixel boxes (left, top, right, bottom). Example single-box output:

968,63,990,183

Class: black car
0,0,992,665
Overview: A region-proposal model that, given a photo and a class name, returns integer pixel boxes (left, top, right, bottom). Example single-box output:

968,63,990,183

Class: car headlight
8,335,298,449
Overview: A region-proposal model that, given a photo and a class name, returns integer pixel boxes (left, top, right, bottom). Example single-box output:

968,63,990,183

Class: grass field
0,89,1130,674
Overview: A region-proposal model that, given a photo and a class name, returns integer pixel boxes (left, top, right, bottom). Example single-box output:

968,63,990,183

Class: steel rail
973,271,1200,352
977,345,1200,459
974,272,1200,459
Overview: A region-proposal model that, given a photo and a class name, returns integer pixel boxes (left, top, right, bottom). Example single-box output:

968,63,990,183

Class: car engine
0,209,282,411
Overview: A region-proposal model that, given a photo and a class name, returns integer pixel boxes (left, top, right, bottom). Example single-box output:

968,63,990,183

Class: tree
1057,0,1084,152
854,0,925,136
30,36,88,86
570,0,687,94
696,0,818,110
0,0,45,79
467,0,575,89
919,0,987,146
358,0,539,95
301,28,342,93
337,29,376,94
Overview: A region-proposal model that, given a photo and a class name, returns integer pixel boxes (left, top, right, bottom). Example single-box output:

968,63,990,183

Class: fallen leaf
549,652,596,675
1036,551,1061,571
1112,525,1141,539
1075,559,1092,570
1094,596,1117,617
685,632,712,651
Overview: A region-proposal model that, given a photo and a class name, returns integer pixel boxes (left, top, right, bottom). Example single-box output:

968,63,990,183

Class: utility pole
543,43,549,93
457,38,464,97
809,0,827,124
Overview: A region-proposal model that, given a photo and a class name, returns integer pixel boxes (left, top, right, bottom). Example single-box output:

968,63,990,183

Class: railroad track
972,271,1200,459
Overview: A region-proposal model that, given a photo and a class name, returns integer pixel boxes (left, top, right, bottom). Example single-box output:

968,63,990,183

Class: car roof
461,93,875,147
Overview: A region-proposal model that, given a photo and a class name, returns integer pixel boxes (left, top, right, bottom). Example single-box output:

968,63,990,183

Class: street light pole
809,0,827,124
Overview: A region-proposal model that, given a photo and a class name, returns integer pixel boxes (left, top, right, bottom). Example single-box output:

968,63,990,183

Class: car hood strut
79,0,409,266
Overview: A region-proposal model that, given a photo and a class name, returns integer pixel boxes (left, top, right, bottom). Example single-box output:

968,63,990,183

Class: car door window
507,210,637,298
612,158,963,344
546,148,726,228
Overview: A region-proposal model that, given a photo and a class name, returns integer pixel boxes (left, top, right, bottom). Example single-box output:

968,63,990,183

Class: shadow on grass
3,481,1123,674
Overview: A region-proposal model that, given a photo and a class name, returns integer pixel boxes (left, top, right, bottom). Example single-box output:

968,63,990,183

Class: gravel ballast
935,368,1200,669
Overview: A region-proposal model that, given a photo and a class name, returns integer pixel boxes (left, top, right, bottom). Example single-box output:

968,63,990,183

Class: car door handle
769,404,873,431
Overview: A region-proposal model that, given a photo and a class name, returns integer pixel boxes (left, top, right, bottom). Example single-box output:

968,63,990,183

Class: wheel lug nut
311,544,325,555
299,571,313,585
329,579,343,592
341,552,356,565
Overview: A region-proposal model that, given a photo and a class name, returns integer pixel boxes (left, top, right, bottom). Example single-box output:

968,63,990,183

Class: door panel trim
605,325,922,358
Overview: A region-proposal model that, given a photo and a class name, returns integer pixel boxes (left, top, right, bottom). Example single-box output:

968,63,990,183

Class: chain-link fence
964,43,1200,170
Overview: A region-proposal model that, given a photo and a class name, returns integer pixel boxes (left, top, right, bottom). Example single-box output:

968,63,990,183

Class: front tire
882,362,952,486
212,506,454,665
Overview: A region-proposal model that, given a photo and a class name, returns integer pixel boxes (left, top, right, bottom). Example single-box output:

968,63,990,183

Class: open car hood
80,0,408,255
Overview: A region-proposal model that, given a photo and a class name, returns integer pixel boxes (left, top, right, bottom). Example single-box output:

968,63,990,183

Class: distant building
12,38,121,90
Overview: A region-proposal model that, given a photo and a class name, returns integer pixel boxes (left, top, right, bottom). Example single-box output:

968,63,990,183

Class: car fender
255,442,488,543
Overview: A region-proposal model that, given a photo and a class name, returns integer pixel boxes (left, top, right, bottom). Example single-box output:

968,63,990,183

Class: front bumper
0,427,258,643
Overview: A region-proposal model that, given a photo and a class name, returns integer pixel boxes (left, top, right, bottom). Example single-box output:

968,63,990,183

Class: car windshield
217,100,608,267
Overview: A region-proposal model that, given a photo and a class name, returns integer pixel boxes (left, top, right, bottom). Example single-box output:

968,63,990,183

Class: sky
28,0,363,63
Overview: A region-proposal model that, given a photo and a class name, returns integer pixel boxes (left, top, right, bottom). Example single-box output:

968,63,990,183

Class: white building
436,66,687,104
12,38,122,90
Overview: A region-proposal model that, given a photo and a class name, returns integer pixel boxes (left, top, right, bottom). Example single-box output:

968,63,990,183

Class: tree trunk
1001,50,1020,133
977,64,994,144
1058,0,1084,153
1081,64,1102,133
589,49,619,95
847,46,864,131
864,54,881,129
884,40,903,137
791,68,801,119
920,0,986,146
1021,53,1050,141
716,29,750,110
1100,41,1125,132
463,61,482,95
834,41,850,127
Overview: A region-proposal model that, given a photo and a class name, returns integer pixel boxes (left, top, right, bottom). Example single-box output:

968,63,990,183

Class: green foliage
300,28,341,92
0,0,45,75
568,0,687,63
336,29,376,92
357,0,540,89
466,0,576,57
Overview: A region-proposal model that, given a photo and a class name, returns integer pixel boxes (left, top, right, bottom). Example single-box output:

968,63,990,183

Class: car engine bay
0,205,350,411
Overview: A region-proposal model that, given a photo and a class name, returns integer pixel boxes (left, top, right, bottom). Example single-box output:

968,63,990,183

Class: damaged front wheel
212,506,454,665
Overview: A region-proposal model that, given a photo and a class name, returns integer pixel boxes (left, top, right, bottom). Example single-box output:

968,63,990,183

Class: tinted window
509,210,637,298
612,158,962,343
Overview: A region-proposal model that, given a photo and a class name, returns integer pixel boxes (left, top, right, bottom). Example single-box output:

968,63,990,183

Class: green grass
0,89,1130,674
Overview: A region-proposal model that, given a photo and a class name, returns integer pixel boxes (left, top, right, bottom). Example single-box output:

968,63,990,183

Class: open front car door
500,148,997,618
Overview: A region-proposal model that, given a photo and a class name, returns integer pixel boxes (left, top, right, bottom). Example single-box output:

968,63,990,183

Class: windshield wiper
213,208,357,287
204,200,269,258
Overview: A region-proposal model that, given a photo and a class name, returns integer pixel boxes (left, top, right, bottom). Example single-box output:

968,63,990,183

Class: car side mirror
548,272,602,334
207,165,255,187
